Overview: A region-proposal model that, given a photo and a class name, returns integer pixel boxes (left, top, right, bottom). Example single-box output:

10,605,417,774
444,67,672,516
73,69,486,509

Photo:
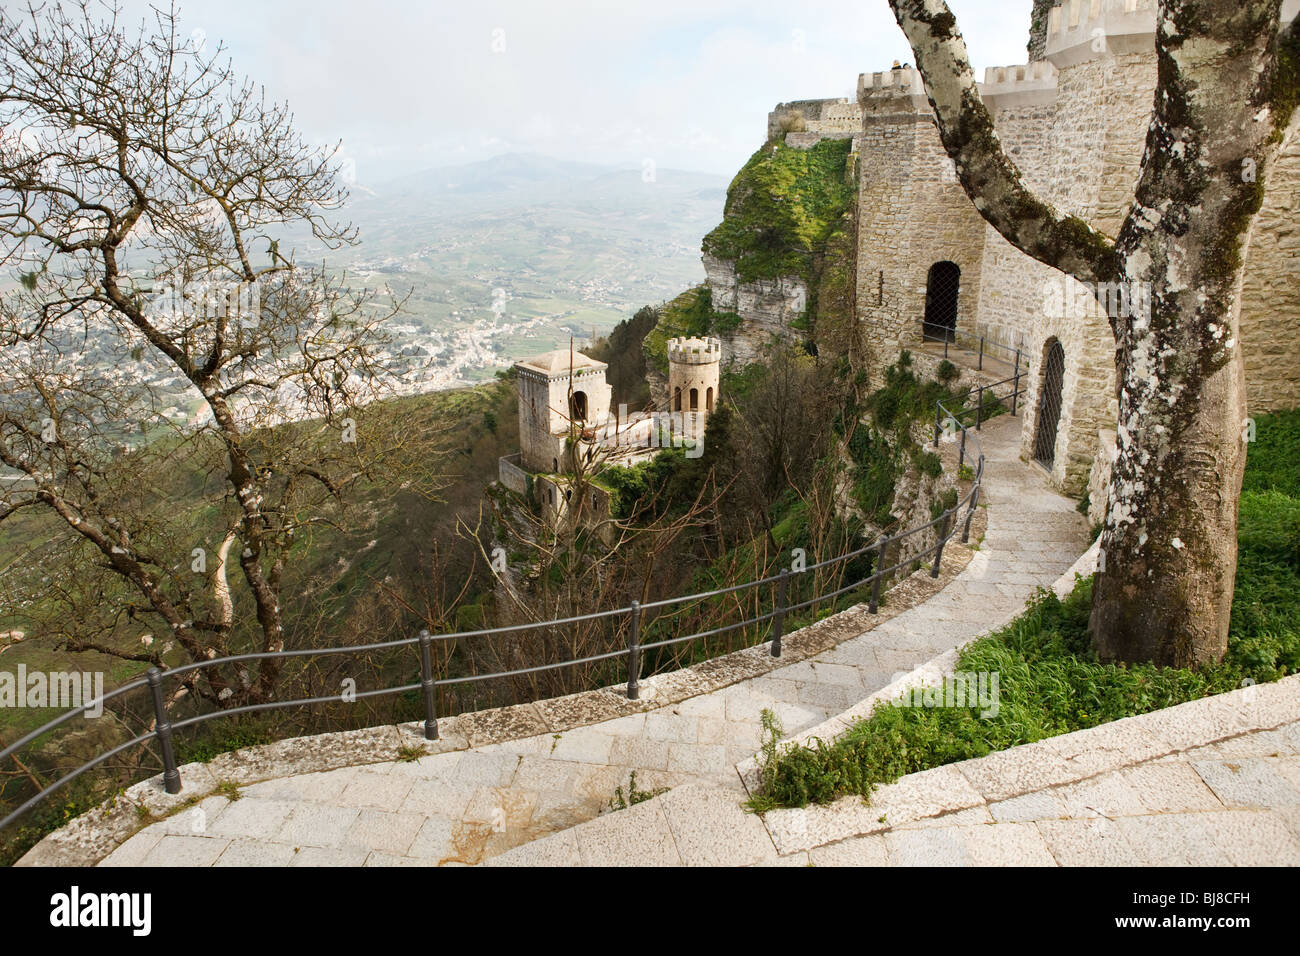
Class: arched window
689,387,699,411
552,457,558,473
570,390,588,421
706,386,714,411
923,261,961,342
673,387,682,412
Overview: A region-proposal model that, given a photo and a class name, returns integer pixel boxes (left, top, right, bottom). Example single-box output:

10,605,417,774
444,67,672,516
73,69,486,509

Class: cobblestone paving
100,415,1097,866
487,680,1300,866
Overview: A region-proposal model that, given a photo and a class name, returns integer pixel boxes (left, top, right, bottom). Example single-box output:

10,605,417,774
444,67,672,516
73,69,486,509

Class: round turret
668,336,721,425
668,336,723,366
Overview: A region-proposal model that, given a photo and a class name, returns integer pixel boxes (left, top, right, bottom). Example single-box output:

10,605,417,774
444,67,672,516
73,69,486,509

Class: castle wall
853,77,987,381
515,362,611,474
811,0,1297,503
1239,123,1300,414
969,41,1156,494
768,98,862,141
535,475,612,532
515,370,562,473
498,452,528,495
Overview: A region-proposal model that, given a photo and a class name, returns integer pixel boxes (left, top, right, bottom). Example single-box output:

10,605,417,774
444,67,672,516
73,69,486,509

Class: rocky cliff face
703,253,806,366
653,137,856,369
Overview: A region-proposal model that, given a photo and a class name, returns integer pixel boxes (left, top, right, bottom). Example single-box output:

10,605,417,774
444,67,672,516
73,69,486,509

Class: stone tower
514,348,611,473
667,336,721,439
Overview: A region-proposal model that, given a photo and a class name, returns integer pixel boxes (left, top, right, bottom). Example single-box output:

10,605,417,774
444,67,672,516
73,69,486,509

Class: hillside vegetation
702,139,856,285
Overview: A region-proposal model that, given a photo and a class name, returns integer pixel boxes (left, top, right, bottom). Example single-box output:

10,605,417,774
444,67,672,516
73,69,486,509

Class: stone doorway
1034,339,1066,468
923,261,960,342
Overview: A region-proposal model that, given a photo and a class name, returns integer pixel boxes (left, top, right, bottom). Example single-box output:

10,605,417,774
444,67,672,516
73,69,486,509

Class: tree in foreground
0,1,444,705
887,0,1299,665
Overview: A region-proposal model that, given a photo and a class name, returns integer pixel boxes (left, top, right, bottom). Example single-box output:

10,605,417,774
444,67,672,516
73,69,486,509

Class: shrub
776,110,807,135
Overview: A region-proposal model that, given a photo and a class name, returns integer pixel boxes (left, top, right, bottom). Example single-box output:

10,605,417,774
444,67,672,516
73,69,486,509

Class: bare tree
887,0,1300,665
0,1,441,704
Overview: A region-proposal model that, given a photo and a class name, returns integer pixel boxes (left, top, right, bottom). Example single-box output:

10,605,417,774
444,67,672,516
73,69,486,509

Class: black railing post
978,335,984,371
961,484,980,543
626,601,641,700
932,510,953,578
418,630,440,741
868,535,887,614
976,385,984,431
146,667,181,795
772,568,789,658
959,424,967,471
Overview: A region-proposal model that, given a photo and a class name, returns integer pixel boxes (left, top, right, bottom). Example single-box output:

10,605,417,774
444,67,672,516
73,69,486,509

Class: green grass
1243,406,1300,497
750,407,1300,810
703,139,855,285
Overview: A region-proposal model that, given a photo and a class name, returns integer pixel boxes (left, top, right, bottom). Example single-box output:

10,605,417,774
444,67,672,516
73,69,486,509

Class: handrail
921,319,1022,375
0,374,1025,835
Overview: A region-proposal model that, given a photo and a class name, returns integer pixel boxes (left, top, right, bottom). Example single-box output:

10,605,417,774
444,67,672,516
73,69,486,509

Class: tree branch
886,0,1119,284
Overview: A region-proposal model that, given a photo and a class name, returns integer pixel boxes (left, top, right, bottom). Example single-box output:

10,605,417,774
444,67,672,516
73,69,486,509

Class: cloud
109,0,1035,180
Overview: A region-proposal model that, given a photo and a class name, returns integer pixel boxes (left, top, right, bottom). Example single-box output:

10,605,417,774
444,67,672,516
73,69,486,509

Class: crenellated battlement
667,336,722,365
857,59,1058,115
980,59,1058,110
1044,0,1156,68
858,65,926,101
982,60,1057,90
768,97,863,143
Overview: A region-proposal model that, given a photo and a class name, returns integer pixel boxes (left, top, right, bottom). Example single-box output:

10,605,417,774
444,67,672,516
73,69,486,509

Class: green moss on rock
703,139,856,285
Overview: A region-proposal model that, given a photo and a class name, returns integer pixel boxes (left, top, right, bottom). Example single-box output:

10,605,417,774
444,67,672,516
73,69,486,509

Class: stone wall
498,453,528,496
853,77,988,386
515,362,611,473
969,45,1156,495
780,0,1299,503
1239,123,1300,414
785,131,854,150
768,98,862,141
534,475,612,531
1087,429,1116,527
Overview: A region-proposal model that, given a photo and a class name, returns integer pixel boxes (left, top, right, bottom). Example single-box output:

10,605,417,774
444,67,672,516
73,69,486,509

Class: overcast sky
109,0,1035,183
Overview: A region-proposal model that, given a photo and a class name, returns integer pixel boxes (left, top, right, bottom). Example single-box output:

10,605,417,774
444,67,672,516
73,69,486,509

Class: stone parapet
981,59,1058,110
1045,0,1157,69
667,336,721,365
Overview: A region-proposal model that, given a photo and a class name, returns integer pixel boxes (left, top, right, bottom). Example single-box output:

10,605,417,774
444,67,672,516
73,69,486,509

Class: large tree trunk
886,0,1298,666
1092,3,1289,665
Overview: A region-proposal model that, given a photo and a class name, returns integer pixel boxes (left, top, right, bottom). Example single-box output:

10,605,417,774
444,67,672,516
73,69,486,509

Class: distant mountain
365,152,724,205
279,152,730,387
377,153,615,197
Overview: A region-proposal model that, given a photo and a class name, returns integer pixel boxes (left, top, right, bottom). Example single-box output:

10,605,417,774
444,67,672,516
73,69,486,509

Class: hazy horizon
104,0,1036,183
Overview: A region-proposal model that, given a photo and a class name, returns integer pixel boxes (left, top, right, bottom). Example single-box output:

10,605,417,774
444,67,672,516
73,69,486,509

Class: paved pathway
92,414,1097,866
486,677,1300,866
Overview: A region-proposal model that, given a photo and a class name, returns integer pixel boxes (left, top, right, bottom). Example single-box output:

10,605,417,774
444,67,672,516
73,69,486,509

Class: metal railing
935,369,1025,474
0,375,1025,835
921,320,1022,375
